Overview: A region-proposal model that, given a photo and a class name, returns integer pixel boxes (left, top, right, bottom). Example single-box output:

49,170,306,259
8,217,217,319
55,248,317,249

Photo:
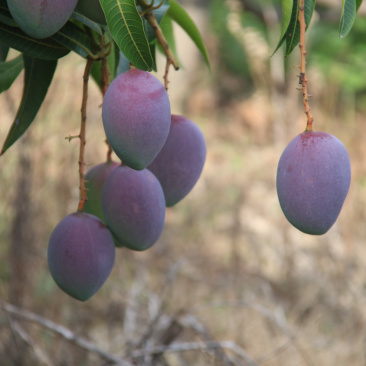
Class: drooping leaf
1,56,57,155
285,0,316,56
167,0,210,69
339,0,357,38
272,0,294,55
0,54,23,93
71,11,103,35
150,42,157,72
0,24,70,60
115,50,131,75
100,0,153,71
52,21,94,58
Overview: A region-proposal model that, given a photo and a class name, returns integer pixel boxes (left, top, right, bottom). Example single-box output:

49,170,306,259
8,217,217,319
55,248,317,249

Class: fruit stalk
143,11,179,90
298,0,314,131
101,55,113,162
77,57,94,212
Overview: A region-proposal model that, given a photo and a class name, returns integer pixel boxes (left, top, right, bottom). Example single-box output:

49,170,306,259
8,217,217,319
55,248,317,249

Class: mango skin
276,131,351,235
76,0,106,24
7,0,78,39
148,115,207,206
101,165,166,251
84,161,119,221
48,212,115,301
102,69,171,170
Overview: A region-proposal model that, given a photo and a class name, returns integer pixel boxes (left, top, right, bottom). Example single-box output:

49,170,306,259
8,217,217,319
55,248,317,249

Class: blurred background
1,0,366,365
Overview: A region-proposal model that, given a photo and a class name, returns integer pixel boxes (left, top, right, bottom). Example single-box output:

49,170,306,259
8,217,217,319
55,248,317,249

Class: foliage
0,0,209,155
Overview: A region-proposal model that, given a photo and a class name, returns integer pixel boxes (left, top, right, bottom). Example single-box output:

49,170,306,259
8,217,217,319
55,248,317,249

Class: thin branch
77,58,94,212
143,11,179,90
129,340,257,366
298,0,314,131
2,302,134,366
101,55,114,162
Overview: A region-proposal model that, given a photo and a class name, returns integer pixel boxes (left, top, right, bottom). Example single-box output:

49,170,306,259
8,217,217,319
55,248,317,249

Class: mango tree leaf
272,0,293,55
1,56,57,155
0,54,23,93
0,24,70,60
285,0,316,56
339,0,357,38
100,0,153,71
115,50,131,75
167,0,210,69
0,43,9,61
52,21,94,58
71,11,103,35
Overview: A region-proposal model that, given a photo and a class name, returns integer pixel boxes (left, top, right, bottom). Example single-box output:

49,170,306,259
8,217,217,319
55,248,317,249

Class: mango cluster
276,131,351,235
48,68,206,301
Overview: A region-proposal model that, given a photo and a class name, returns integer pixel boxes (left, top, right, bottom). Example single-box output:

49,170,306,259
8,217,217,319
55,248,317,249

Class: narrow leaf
0,54,23,93
52,21,94,58
272,0,293,55
339,0,357,38
100,0,153,71
167,0,210,69
71,11,103,35
1,56,57,155
0,23,70,60
285,0,316,56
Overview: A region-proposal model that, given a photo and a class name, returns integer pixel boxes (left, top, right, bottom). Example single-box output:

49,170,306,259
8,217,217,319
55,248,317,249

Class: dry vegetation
1,5,366,366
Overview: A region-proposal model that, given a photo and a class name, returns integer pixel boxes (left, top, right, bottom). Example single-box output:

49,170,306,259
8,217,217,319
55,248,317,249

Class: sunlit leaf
100,0,153,71
1,56,57,155
0,54,23,93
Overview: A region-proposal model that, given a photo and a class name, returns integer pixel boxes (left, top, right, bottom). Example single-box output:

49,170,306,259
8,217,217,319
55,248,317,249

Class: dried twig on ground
2,302,134,366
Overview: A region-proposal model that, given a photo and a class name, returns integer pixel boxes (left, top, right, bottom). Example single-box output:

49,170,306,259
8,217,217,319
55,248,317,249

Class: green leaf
0,42,9,61
71,11,103,35
0,24,70,60
356,0,363,11
167,0,210,69
0,54,23,93
51,21,94,58
100,0,153,71
272,0,293,55
1,55,57,155
339,0,357,38
285,0,316,56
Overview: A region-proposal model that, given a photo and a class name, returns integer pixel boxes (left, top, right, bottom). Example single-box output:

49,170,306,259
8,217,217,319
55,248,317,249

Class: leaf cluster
274,0,363,56
0,0,209,155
